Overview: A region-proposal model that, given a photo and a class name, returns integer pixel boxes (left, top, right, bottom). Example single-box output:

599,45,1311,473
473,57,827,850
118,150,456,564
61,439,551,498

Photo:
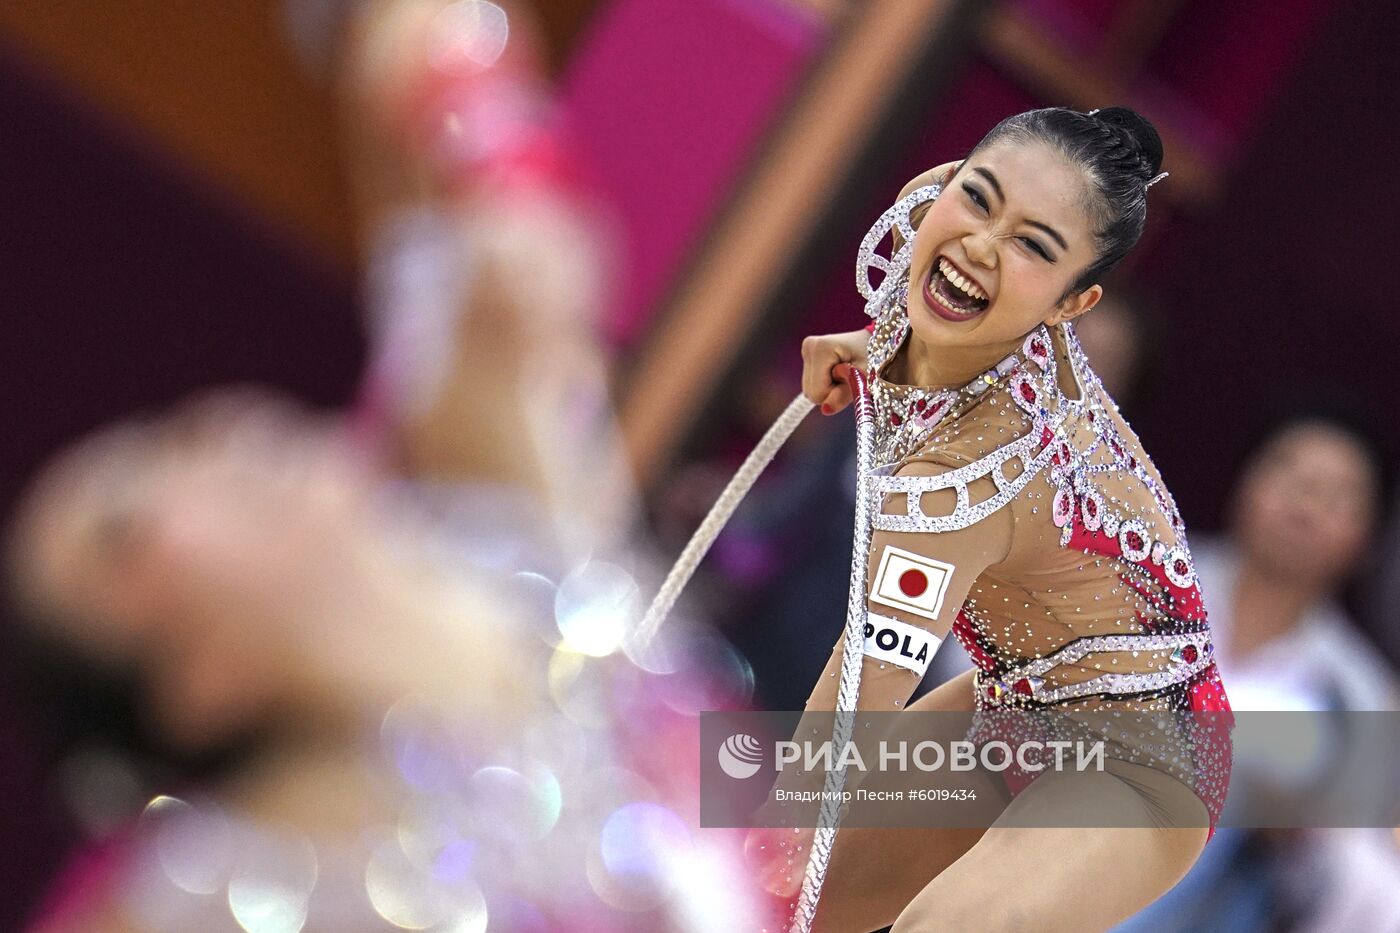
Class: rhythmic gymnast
758,107,1233,932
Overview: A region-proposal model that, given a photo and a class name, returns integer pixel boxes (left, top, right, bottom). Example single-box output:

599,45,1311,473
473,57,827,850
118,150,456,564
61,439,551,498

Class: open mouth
922,255,990,321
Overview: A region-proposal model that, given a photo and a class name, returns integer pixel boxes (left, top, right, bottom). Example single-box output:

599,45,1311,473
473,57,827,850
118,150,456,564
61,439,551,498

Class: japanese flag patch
870,545,955,621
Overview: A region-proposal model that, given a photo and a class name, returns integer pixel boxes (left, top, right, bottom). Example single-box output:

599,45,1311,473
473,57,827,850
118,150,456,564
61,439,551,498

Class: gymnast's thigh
889,759,1210,933
812,670,1008,933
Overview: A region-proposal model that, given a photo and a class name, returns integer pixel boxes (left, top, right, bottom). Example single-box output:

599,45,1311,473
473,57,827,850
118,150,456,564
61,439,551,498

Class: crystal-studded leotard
872,304,1232,824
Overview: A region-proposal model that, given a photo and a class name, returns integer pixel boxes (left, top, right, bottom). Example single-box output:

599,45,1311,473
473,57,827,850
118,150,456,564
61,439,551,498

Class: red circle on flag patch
899,569,928,597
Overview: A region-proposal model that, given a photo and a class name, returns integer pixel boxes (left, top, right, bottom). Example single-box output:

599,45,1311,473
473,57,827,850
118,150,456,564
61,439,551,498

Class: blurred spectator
1113,404,1400,933
1209,408,1396,711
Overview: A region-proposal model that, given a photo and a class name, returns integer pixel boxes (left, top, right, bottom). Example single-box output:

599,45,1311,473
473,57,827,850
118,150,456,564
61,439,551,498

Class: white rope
789,369,876,933
629,184,930,923
781,185,931,927
632,392,816,652
626,377,873,931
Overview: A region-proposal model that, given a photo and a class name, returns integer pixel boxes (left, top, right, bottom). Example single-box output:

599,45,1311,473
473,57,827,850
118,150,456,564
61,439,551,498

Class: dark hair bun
1092,107,1164,176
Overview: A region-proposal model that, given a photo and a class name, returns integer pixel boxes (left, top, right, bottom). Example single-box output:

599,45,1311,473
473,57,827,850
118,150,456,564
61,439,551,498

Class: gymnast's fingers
822,365,854,414
801,335,842,406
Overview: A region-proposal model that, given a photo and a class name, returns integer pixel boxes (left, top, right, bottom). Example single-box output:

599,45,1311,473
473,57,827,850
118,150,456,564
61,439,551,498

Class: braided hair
963,106,1164,301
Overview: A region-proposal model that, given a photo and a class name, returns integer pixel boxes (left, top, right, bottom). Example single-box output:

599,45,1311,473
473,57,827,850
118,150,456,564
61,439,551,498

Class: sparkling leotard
857,297,1234,831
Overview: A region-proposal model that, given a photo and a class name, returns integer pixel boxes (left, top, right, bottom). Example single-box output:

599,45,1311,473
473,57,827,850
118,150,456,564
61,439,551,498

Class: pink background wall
561,0,828,346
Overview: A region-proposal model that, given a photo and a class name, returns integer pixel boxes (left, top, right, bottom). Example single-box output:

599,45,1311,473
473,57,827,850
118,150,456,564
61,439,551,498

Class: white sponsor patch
870,545,954,620
862,613,941,676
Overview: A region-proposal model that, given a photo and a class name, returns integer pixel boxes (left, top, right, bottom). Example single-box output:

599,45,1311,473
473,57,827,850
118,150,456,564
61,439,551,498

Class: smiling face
907,138,1104,353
